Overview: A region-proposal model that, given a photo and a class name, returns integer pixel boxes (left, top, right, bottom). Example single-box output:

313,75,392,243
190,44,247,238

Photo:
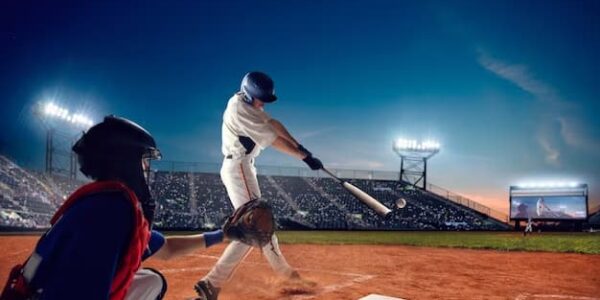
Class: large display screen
510,196,587,220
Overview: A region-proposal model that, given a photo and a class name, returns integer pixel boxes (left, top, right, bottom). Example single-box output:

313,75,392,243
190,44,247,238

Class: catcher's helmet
73,115,162,224
73,115,161,179
240,71,277,104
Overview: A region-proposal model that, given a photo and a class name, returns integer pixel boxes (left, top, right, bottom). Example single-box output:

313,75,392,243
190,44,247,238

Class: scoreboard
509,184,588,221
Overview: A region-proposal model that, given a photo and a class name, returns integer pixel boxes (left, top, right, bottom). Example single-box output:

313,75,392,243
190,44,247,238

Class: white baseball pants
203,157,294,287
125,268,167,300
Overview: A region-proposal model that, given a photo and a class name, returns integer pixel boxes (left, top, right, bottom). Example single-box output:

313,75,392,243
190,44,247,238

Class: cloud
477,50,598,165
298,127,338,140
537,133,560,166
478,52,556,102
478,50,566,106
327,159,387,170
333,160,386,170
557,116,600,152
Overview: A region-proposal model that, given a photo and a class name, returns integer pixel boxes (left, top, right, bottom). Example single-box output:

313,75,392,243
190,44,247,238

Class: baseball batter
536,197,554,218
194,71,323,299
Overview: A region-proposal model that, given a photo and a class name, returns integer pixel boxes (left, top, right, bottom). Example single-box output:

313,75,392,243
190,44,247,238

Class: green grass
275,231,600,254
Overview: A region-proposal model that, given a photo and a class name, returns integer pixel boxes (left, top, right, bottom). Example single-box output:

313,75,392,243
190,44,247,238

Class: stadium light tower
393,138,440,190
36,101,94,179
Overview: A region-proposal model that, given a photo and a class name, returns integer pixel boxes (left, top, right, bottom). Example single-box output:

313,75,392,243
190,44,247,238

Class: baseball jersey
221,93,277,159
23,189,163,299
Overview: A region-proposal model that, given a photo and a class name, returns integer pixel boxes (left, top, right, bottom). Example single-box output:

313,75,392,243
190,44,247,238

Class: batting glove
303,156,323,170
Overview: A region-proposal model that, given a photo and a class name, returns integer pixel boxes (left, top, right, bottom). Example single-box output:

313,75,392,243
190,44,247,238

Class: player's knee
146,268,168,300
127,268,168,300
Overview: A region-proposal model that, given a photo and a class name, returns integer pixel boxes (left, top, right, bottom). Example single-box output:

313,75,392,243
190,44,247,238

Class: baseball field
1,231,599,300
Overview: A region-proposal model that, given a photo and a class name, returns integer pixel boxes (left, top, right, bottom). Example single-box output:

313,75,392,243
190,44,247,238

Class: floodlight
41,101,94,128
516,181,580,189
394,138,441,155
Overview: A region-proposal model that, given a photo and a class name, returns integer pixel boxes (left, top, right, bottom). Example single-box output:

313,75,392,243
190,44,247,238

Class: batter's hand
303,155,323,170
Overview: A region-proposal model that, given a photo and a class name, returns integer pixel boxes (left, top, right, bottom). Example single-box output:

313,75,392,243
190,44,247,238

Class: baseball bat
321,167,392,218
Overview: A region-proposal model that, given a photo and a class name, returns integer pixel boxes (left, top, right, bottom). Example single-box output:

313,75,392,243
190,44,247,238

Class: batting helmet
240,71,277,104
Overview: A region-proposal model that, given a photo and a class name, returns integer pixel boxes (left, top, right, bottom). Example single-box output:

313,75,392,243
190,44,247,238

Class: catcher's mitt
223,200,275,247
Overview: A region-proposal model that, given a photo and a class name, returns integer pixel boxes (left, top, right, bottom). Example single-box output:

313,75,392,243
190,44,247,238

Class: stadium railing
426,183,508,223
589,204,600,215
151,160,400,180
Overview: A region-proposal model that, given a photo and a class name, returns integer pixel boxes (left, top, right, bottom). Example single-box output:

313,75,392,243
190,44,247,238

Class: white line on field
516,294,600,300
292,273,375,300
172,253,376,299
160,267,211,274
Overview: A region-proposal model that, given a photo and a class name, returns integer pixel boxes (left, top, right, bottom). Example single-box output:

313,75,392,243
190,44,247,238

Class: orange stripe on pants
239,163,253,201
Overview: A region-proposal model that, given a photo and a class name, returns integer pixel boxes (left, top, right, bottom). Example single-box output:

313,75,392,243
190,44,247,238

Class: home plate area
151,253,403,300
359,294,406,300
138,243,600,300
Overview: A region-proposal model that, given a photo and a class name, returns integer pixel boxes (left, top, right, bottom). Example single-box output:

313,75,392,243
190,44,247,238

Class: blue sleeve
142,230,165,260
35,192,133,300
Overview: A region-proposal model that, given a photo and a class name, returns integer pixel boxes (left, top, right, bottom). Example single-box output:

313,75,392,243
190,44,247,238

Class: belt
225,155,253,161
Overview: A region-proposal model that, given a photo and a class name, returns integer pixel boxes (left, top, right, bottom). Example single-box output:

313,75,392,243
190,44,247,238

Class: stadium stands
0,156,61,228
149,171,509,231
585,211,600,230
1,155,510,231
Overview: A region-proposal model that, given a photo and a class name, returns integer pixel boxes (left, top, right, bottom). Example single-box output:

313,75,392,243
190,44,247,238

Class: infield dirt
1,236,598,299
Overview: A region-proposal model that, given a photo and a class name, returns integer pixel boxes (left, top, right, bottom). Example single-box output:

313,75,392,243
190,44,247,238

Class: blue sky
1,0,599,212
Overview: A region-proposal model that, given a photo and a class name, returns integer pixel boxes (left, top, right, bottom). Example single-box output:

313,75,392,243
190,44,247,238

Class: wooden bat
321,167,392,217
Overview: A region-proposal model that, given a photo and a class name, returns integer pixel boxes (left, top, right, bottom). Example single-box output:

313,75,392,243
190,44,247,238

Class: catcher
1,116,225,300
194,71,323,299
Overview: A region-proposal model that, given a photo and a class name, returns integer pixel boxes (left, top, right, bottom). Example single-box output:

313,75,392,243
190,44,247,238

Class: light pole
37,102,94,179
392,138,440,190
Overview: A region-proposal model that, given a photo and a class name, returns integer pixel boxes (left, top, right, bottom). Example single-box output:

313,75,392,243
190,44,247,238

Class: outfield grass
275,231,600,254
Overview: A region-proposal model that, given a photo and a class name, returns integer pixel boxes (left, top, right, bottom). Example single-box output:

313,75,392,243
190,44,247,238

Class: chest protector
0,181,150,300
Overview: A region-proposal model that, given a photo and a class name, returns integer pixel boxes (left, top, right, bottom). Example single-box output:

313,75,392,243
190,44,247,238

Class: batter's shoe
287,270,317,287
290,270,301,280
194,279,220,300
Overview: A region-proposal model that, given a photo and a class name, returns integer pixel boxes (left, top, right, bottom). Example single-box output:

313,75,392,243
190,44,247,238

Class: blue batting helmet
240,71,277,104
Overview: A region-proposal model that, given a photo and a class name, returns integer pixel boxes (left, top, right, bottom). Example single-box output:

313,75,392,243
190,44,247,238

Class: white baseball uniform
524,217,533,235
203,93,294,287
125,268,166,300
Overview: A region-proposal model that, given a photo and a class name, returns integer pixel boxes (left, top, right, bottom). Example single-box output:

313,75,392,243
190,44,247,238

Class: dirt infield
1,236,599,300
